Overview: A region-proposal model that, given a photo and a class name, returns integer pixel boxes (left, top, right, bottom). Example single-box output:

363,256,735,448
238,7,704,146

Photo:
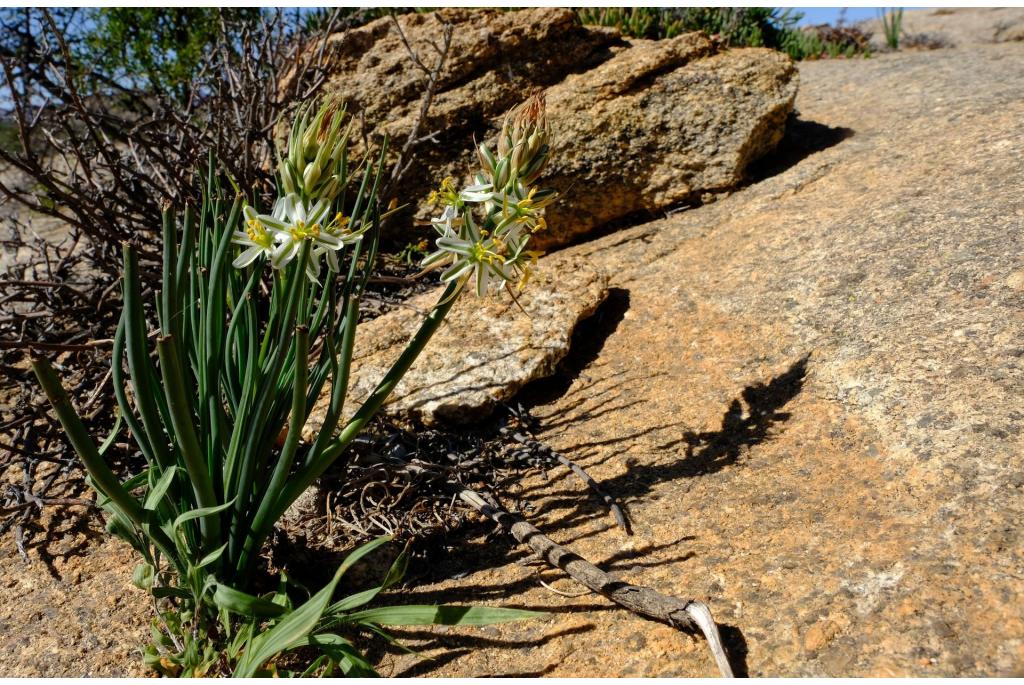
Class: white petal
271,239,298,269
258,214,288,231
305,252,321,282
437,236,473,255
475,264,489,296
232,245,264,269
316,232,341,249
441,259,474,283
280,194,299,222
421,249,452,268
307,200,329,225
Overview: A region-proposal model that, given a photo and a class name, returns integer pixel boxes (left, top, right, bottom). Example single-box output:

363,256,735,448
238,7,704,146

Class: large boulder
387,34,1024,677
315,9,797,249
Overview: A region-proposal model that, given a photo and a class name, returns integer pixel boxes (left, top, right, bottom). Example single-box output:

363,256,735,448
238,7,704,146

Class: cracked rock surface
304,253,609,429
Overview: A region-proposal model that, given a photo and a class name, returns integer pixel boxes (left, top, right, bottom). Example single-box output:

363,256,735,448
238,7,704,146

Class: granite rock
383,28,1024,679
858,6,1024,48
314,9,797,248
5,8,1024,679
537,34,797,248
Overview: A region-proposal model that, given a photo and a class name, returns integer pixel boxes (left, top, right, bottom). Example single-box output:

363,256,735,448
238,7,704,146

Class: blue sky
794,7,886,26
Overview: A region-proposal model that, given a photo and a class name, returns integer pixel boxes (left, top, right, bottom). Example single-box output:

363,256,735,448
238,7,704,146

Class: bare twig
0,338,113,352
381,13,453,204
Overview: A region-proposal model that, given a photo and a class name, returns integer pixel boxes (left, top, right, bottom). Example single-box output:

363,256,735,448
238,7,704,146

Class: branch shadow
18,506,107,581
601,354,810,500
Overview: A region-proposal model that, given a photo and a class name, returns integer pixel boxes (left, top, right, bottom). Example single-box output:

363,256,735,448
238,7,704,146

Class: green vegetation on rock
576,7,872,60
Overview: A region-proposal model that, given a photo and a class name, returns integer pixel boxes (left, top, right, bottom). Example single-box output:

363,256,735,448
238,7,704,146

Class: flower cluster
231,99,364,280
279,99,349,202
421,93,558,296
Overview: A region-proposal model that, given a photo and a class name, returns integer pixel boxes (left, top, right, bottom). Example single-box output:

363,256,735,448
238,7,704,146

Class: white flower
458,182,495,204
421,211,517,297
232,208,277,268
427,178,495,209
317,212,367,272
264,194,335,271
236,193,364,280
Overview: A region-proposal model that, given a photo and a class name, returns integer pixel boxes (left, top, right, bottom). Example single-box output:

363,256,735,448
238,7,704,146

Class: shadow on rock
19,508,108,581
677,354,810,476
746,116,854,183
719,624,750,677
519,287,631,406
382,622,593,675
603,355,810,500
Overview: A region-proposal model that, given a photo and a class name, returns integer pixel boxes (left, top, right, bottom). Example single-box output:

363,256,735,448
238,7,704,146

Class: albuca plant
30,94,555,676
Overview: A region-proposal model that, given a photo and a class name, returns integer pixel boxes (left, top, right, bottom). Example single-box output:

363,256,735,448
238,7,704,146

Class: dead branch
458,488,735,678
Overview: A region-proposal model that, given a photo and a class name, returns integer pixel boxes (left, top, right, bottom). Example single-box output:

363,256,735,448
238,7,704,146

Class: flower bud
279,159,296,195
281,97,348,201
319,176,340,202
303,163,321,195
510,142,525,178
477,143,496,175
493,157,510,189
502,92,548,152
301,110,325,162
530,187,558,209
520,147,549,185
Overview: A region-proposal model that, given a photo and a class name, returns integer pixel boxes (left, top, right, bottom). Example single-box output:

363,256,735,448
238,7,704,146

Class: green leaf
328,542,409,614
171,497,235,532
196,542,229,570
287,634,379,678
212,583,287,618
335,536,393,579
152,586,192,600
381,543,409,589
97,414,123,456
231,539,394,678
143,466,178,511
132,562,155,591
343,605,545,627
329,587,380,614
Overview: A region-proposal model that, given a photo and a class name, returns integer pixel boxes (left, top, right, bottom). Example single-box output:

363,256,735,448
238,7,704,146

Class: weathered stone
315,9,797,249
858,6,1024,48
304,252,608,429
536,35,797,248
6,7,1024,680
315,9,616,134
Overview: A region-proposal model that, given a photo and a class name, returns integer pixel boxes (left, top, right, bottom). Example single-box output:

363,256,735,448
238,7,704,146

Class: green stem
255,280,462,554
121,243,173,471
237,325,310,576
156,334,220,548
30,356,181,572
